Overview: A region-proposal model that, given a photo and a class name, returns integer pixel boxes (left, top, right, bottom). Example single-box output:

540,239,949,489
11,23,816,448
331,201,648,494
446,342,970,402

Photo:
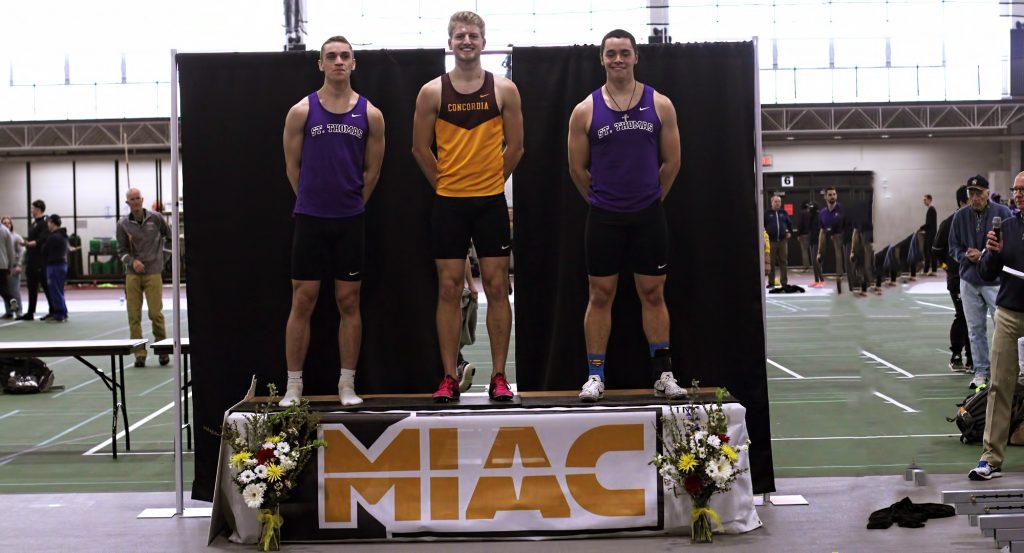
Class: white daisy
237,470,256,484
254,464,268,478
276,441,291,454
242,483,266,508
707,435,721,448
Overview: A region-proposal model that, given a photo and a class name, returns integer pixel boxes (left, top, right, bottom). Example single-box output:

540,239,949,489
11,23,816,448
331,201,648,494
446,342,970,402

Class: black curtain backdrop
179,49,445,501
512,43,775,493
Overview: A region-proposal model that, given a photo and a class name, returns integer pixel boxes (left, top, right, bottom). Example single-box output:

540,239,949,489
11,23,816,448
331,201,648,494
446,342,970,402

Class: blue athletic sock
587,353,606,382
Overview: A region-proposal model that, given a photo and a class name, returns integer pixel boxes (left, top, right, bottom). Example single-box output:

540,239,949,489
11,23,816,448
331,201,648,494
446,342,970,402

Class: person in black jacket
764,195,793,288
921,194,938,275
40,214,69,323
18,199,52,320
797,201,824,287
969,171,1024,481
933,186,973,373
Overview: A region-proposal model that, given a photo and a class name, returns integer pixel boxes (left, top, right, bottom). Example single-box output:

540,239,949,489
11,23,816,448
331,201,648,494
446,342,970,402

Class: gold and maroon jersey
435,71,505,197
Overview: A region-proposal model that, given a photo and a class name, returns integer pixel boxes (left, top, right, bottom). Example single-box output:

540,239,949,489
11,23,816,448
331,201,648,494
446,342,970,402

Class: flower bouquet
220,384,327,551
650,387,750,543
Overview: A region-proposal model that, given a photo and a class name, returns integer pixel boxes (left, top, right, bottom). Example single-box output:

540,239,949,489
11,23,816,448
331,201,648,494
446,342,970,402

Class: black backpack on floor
949,384,1024,445
2,358,55,394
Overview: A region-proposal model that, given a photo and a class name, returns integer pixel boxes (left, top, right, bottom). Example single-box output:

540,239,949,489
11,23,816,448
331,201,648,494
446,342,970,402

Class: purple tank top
587,85,662,213
294,92,368,218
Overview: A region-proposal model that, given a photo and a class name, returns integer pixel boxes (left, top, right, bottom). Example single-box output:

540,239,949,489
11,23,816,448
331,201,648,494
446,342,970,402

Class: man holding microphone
969,172,1024,480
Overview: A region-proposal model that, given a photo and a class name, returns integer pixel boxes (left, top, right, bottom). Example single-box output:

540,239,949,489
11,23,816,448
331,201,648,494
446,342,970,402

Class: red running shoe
432,375,460,403
488,372,514,401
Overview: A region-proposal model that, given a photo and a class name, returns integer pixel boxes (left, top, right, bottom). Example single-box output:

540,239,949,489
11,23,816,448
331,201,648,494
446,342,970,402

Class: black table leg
110,354,119,459
119,354,130,451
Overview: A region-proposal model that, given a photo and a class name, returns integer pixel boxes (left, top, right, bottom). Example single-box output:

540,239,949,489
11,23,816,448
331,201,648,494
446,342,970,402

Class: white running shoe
279,383,303,407
969,374,987,390
654,372,687,399
456,361,476,393
579,375,605,403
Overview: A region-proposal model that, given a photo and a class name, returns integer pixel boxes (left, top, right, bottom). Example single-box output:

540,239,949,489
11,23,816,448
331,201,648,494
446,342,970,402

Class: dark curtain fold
179,49,444,501
512,42,775,493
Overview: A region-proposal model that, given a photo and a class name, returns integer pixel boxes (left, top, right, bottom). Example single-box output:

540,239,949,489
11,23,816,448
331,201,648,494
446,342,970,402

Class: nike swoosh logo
348,271,360,276
639,106,650,111
351,113,362,117
500,244,511,250
480,93,490,98
657,263,667,269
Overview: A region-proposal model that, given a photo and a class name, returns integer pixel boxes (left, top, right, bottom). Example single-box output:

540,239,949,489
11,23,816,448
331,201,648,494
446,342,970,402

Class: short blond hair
448,11,485,38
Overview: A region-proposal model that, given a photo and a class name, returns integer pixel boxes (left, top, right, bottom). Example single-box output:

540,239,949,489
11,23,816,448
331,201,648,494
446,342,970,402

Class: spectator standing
40,214,68,323
921,194,938,275
933,185,973,373
765,195,793,288
18,200,52,320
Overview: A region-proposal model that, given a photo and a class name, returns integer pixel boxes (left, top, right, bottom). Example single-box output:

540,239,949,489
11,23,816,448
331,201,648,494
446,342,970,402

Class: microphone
993,216,1002,241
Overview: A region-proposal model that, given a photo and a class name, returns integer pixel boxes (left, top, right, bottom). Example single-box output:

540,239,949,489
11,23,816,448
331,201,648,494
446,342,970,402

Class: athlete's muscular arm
654,91,681,200
362,102,386,203
283,98,309,195
496,78,524,180
411,79,441,188
567,98,593,202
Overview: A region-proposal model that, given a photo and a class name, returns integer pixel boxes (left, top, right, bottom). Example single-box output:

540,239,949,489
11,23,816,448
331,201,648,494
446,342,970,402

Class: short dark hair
32,199,45,211
956,185,968,205
924,194,933,201
824,186,837,193
319,36,352,60
48,214,61,227
601,29,637,54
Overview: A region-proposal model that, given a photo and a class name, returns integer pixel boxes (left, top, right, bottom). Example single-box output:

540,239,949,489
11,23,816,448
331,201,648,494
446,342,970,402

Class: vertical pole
753,37,767,361
169,48,184,516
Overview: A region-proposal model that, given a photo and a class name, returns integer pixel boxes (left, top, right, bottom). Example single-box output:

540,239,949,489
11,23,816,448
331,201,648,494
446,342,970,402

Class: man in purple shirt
280,36,385,407
816,186,849,294
566,29,683,403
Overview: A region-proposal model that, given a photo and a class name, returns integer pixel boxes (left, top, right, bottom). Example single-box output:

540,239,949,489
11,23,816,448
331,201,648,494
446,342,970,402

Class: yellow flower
722,444,737,462
266,463,284,482
266,436,282,444
677,453,698,473
230,451,252,469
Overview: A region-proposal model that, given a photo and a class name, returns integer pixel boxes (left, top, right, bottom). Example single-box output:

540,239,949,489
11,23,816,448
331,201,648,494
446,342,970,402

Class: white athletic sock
339,368,362,406
279,372,303,407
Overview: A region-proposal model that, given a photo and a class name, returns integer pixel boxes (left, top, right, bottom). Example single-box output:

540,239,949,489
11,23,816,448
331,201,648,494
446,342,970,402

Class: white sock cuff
340,368,356,378
287,372,303,383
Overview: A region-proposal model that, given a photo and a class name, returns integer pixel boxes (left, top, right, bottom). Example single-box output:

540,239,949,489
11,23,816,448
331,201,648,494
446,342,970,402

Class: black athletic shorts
431,193,511,259
291,213,365,281
585,200,668,277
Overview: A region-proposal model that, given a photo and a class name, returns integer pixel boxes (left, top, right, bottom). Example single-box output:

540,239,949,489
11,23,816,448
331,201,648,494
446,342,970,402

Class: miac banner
319,410,660,536
212,405,761,543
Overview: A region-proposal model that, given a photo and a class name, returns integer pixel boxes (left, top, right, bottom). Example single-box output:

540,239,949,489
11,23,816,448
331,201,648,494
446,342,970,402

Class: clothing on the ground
866,497,955,529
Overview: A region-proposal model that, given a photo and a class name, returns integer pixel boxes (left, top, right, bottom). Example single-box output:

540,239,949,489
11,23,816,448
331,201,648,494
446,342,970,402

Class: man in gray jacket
0,223,19,316
116,188,172,367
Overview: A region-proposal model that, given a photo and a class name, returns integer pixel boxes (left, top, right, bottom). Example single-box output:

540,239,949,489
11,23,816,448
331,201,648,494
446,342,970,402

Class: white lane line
766,300,801,313
872,391,919,413
768,376,861,381
140,378,174,397
52,377,101,398
0,409,112,466
772,433,954,441
83,392,192,456
860,350,915,378
917,300,954,311
0,410,20,421
766,359,803,379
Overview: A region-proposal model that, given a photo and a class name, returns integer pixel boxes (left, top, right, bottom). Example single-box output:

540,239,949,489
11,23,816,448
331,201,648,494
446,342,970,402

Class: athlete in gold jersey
412,10,524,403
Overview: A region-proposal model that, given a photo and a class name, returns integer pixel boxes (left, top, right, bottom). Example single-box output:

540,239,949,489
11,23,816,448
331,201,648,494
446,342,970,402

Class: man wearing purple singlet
280,36,385,407
567,29,684,403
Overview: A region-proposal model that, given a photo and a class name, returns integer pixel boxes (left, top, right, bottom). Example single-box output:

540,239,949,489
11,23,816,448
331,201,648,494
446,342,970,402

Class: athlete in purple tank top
567,29,683,403
281,36,385,408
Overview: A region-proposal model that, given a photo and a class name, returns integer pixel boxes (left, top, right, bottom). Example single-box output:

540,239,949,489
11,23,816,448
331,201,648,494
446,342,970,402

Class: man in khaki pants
116,188,172,367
